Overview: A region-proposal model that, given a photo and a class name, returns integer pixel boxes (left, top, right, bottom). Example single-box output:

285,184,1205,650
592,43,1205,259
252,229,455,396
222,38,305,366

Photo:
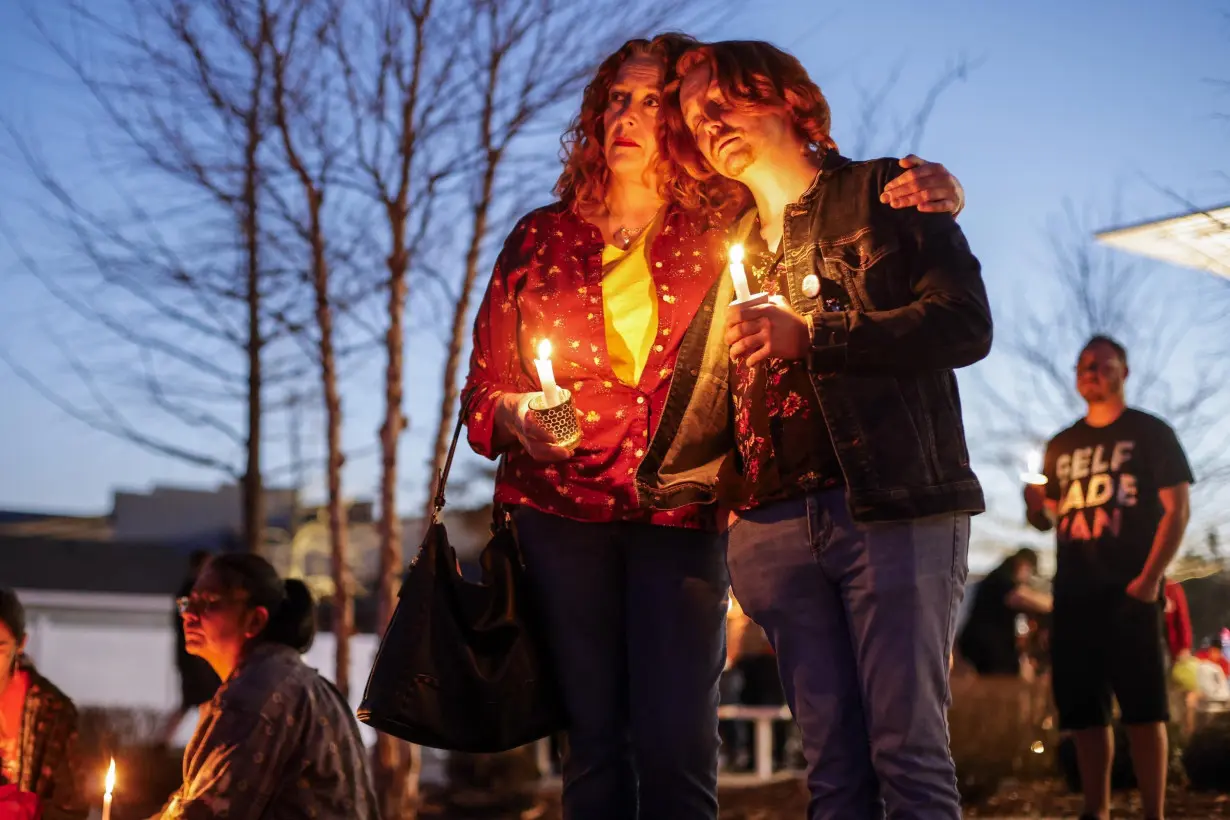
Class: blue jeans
513,507,728,820
724,490,969,820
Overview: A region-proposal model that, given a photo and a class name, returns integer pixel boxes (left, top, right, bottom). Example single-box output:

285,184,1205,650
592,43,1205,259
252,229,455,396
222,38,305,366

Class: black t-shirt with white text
1044,408,1193,597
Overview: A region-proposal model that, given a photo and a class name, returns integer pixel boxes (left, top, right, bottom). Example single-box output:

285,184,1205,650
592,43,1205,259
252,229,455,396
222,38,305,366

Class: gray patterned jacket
155,643,379,820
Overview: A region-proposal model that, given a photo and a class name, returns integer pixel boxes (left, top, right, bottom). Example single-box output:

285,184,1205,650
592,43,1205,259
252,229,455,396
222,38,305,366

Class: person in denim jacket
641,40,990,820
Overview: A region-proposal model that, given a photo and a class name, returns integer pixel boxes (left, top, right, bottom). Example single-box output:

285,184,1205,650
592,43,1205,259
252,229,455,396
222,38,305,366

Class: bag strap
431,396,472,521
433,395,515,540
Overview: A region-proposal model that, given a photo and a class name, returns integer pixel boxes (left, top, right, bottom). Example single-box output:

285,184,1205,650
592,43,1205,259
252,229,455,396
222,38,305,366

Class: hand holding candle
534,339,562,408
527,337,580,449
729,244,752,303
728,243,768,309
102,758,115,820
1020,448,1047,486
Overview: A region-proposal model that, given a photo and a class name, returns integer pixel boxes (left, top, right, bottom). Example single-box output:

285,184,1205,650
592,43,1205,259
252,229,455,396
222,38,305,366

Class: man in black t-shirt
1025,335,1193,820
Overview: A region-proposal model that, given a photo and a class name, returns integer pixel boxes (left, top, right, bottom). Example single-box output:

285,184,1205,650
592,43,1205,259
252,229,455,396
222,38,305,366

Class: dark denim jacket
636,153,991,523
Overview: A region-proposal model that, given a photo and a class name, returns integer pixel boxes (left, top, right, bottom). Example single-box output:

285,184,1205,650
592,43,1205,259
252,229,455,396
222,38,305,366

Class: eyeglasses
176,594,229,616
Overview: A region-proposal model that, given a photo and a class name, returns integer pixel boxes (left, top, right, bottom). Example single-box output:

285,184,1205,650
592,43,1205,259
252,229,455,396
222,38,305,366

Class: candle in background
728,244,752,302
1020,448,1047,485
534,339,562,408
102,758,115,820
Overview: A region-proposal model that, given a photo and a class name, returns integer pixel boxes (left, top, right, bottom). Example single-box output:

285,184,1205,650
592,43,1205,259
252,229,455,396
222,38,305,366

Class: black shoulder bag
356,409,567,752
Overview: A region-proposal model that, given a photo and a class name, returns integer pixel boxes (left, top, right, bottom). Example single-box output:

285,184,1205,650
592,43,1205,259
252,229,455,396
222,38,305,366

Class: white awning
1095,204,1230,279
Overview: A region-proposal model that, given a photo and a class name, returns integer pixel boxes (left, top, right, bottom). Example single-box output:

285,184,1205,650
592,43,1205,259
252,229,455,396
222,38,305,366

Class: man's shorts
1051,590,1170,730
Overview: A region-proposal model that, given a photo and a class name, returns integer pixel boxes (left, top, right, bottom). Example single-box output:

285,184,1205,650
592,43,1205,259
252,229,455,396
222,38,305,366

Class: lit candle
1020,448,1047,485
102,758,115,820
729,244,752,303
534,339,562,408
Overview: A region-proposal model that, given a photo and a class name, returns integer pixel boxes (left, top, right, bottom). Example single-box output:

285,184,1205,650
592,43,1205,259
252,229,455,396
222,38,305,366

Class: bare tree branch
7,0,292,551
0,341,240,475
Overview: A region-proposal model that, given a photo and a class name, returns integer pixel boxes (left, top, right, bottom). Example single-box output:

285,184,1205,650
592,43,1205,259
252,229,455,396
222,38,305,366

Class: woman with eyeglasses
161,554,378,820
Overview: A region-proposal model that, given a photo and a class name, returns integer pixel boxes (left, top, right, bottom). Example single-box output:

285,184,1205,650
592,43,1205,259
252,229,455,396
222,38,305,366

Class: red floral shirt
463,202,726,528
726,232,844,511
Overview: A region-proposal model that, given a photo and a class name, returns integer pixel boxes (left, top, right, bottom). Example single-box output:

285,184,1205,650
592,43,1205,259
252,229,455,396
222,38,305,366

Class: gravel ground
419,775,1230,819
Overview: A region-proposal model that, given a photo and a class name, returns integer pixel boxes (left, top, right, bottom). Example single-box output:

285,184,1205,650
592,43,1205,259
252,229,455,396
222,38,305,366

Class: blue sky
2,0,1227,569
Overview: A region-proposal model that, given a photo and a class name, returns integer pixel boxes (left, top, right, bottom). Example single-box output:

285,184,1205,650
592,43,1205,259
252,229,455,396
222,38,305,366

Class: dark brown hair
207,554,316,653
665,40,837,187
0,588,24,641
1011,547,1040,572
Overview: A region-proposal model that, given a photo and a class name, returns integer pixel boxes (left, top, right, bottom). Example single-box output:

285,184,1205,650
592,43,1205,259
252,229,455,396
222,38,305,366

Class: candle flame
1030,741,1045,755
536,339,552,360
105,758,116,795
729,244,744,264
1020,447,1048,484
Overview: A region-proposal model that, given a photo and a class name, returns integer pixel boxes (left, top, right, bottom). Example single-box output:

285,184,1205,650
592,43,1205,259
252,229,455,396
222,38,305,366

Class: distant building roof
0,536,188,595
111,482,297,542
0,512,112,541
1095,203,1230,278
0,511,54,524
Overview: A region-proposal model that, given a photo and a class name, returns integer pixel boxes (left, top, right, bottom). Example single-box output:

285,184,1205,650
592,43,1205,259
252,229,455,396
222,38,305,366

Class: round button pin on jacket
801,273,821,299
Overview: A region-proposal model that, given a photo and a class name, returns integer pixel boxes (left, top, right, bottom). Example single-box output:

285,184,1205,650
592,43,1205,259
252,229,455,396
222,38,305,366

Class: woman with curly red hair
462,32,962,820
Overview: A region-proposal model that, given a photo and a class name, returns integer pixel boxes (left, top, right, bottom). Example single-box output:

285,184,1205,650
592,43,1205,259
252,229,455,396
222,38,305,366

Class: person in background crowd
1026,335,1194,820
155,554,378,819
722,595,788,772
0,588,87,820
1196,638,1229,677
1163,579,1192,665
1163,580,1199,736
157,550,221,749
1191,638,1230,712
957,548,1052,677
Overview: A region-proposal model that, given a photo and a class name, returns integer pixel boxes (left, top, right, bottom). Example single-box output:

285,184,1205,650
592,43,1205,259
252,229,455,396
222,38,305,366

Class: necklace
612,211,658,250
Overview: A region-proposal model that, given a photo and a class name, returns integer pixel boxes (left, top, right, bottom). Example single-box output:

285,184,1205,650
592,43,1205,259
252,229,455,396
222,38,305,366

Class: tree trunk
242,131,264,556
378,200,408,644
268,9,352,698
311,194,352,698
423,85,502,523
373,9,431,809
241,29,267,555
375,202,409,816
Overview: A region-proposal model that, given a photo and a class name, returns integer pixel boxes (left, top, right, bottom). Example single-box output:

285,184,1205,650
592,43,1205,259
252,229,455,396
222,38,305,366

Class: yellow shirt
601,228,658,386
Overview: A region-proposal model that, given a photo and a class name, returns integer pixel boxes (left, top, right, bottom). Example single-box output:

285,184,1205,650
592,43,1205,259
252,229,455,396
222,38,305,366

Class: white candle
729,244,752,303
102,759,115,820
534,339,562,408
1020,448,1047,486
